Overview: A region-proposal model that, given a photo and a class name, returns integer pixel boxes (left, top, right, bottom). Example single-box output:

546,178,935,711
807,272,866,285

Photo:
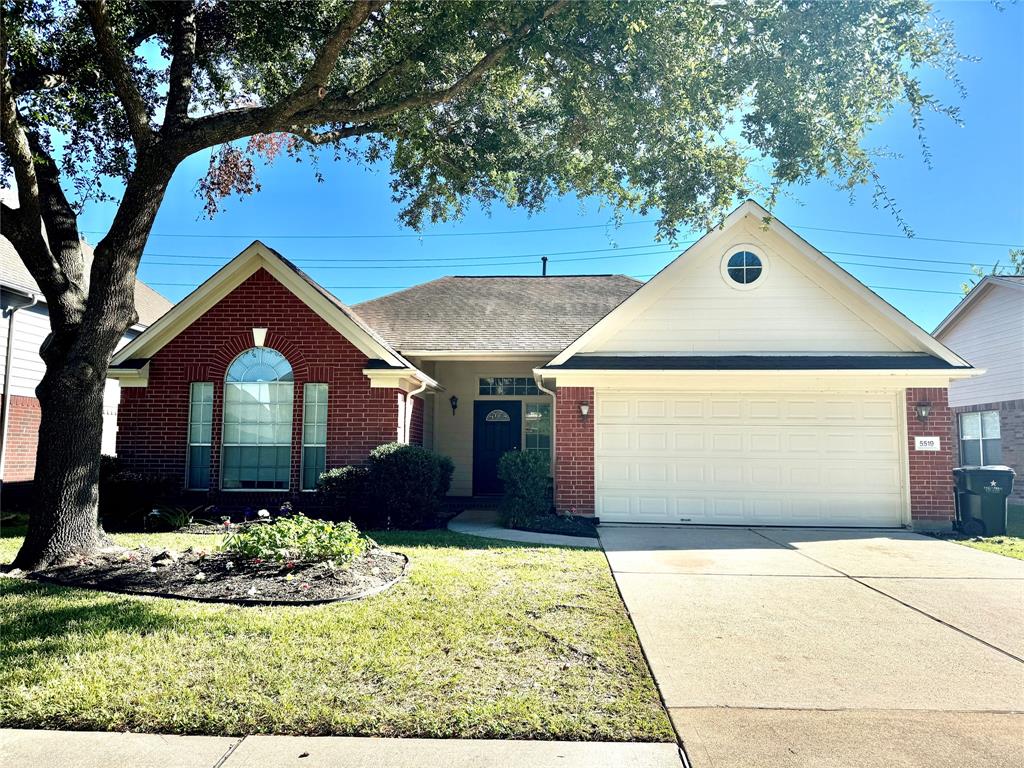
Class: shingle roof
353,275,642,352
0,235,173,327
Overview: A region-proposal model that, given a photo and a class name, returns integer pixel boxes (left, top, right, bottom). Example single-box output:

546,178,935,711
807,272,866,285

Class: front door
473,400,522,495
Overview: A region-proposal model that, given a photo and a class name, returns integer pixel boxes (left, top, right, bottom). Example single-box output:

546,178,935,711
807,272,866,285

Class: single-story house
1,235,172,491
109,200,976,529
934,275,1023,504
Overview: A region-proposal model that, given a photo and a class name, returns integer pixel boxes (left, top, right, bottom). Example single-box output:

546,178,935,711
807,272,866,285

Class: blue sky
75,0,1023,333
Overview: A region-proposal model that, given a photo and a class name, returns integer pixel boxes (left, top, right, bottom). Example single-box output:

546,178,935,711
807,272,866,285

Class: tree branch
80,0,153,149
176,0,566,158
309,0,570,126
163,1,198,133
264,0,382,124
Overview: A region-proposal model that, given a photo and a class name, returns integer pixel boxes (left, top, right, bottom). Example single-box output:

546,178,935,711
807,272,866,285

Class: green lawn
951,503,1024,561
0,527,672,741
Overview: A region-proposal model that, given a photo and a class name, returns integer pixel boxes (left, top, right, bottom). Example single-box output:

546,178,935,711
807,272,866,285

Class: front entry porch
413,359,554,498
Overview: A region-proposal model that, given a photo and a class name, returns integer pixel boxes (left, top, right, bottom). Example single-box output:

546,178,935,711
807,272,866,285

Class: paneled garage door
594,391,905,527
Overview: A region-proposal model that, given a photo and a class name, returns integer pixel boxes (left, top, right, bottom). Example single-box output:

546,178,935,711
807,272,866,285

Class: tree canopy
5,0,963,242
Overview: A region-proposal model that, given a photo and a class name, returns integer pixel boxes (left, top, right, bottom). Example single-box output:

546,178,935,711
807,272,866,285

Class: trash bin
952,466,1016,536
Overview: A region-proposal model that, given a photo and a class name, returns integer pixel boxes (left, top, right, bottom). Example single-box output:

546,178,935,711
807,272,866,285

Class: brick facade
408,395,424,446
554,386,595,516
905,387,956,527
117,268,403,505
1,394,40,482
950,398,1023,504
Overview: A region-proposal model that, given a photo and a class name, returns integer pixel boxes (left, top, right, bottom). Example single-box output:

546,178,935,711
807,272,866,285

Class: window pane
960,412,981,440
980,411,1001,439
186,383,214,488
981,439,1002,465
960,439,982,466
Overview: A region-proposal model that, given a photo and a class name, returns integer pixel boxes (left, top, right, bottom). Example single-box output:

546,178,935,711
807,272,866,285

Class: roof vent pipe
541,256,548,276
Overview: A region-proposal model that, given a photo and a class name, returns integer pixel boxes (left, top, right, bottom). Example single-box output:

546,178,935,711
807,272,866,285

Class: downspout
533,371,557,508
1,293,39,480
404,378,429,445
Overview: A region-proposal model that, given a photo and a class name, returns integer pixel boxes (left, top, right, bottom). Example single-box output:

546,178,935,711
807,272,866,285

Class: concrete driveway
600,526,1024,768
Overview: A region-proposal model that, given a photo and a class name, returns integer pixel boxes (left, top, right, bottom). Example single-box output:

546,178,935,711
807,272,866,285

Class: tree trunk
10,344,111,571
9,157,174,572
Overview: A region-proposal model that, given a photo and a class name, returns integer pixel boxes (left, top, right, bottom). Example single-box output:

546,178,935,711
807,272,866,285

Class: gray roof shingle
353,275,642,353
0,236,173,327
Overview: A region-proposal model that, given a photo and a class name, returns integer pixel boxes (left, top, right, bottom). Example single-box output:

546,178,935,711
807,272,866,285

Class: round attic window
726,250,762,285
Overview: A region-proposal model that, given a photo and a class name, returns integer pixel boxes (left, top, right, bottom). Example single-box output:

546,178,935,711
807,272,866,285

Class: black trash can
952,466,1016,536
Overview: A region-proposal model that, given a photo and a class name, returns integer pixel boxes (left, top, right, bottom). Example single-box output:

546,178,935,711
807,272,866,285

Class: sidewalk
447,509,601,548
0,729,683,768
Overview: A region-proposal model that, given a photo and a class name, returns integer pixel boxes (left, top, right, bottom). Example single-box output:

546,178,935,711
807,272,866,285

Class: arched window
222,347,293,489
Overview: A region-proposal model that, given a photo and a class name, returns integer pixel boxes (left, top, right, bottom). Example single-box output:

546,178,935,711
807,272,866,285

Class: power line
139,241,688,265
83,221,1024,248
793,225,1023,250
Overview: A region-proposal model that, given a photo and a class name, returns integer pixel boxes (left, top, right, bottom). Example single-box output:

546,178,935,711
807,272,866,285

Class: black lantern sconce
915,401,931,423
579,401,590,420
449,395,459,415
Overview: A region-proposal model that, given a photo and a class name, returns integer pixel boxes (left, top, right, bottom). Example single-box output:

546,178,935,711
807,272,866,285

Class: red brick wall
2,394,40,482
906,387,955,526
554,386,595,516
117,268,402,500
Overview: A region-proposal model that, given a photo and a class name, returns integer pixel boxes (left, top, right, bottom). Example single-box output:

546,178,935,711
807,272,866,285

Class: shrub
317,466,371,526
145,503,211,532
498,450,552,527
220,513,370,565
99,461,181,531
367,443,454,529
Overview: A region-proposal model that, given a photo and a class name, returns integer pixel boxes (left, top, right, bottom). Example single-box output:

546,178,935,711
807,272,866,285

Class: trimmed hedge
497,450,552,527
318,443,454,530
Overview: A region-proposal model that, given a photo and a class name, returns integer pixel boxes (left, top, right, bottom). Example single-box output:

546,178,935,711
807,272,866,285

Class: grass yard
0,527,672,742
949,503,1024,561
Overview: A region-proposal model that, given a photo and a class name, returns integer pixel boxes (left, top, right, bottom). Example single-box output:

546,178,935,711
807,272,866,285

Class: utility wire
84,221,1024,248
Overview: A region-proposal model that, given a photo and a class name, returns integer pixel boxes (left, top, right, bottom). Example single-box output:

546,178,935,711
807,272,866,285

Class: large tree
2,0,961,569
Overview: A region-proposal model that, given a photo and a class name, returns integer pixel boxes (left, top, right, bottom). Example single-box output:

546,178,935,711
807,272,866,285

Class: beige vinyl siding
940,284,1024,408
428,359,550,496
0,301,139,455
588,217,908,355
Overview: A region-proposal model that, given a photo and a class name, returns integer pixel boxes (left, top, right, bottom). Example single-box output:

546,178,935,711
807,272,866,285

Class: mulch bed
30,546,408,605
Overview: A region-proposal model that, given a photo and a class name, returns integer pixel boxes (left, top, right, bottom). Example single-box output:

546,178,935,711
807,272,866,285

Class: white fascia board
535,367,982,391
106,362,150,387
112,242,411,372
401,350,560,360
363,368,440,392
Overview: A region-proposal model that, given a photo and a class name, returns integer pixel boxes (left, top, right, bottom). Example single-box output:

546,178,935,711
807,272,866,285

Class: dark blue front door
473,400,522,495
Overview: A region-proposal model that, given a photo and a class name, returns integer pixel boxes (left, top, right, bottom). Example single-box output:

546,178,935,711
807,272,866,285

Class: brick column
555,386,595,516
906,387,955,529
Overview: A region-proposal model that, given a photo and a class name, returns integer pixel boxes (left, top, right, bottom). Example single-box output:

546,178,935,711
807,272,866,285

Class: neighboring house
934,275,1024,504
0,237,173,489
108,201,975,530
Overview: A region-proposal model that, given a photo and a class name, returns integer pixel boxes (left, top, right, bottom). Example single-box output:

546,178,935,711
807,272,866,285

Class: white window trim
185,382,213,490
959,410,1002,465
300,383,328,491
719,242,769,291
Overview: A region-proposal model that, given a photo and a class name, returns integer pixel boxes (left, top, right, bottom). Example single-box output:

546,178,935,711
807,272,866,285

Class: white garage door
595,391,905,527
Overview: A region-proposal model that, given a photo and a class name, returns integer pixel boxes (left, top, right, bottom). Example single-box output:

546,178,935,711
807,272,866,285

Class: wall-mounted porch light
579,402,590,420
449,395,459,415
915,401,931,423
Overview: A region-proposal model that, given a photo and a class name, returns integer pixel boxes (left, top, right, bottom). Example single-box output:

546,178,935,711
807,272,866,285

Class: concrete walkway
600,526,1024,768
0,729,682,768
447,508,600,548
